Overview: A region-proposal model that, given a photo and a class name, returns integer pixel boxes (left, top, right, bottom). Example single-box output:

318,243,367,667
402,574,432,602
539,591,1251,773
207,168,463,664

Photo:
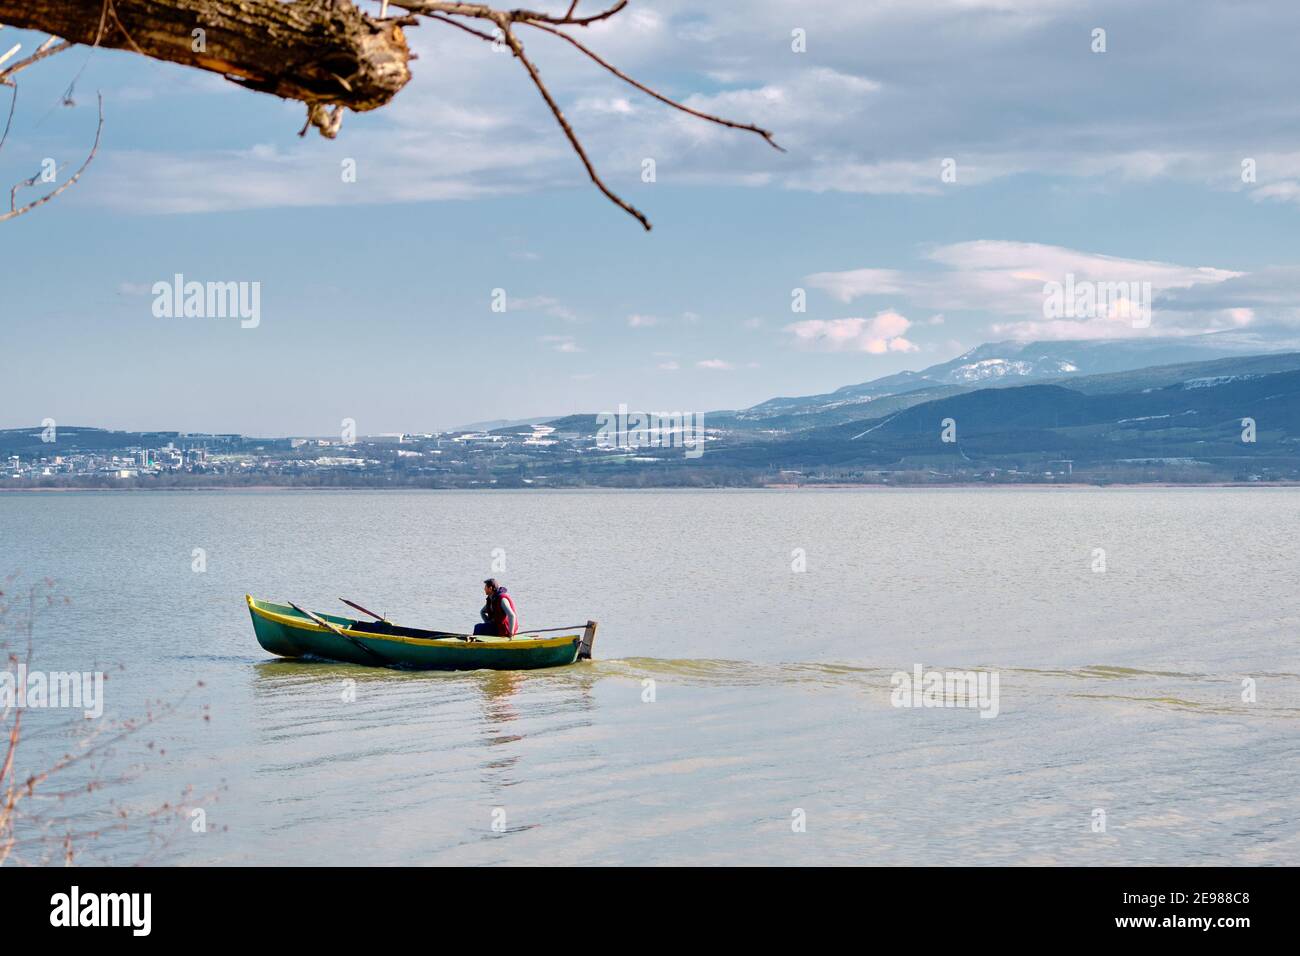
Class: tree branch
495,13,650,230
399,1,629,28
0,92,102,222
524,19,784,153
397,1,782,227
0,0,412,114
0,37,74,86
0,1,783,229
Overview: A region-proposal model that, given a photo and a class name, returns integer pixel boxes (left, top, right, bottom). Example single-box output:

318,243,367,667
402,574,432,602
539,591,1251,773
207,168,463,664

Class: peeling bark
0,0,411,113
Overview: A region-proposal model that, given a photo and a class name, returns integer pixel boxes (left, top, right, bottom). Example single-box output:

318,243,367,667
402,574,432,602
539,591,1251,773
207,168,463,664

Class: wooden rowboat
247,596,597,671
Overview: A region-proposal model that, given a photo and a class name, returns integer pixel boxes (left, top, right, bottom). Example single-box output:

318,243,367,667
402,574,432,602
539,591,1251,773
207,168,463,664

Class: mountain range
718,331,1288,431
9,333,1300,484
525,333,1300,482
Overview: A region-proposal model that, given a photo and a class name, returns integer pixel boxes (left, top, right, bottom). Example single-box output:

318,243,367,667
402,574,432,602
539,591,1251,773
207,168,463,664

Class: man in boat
474,578,520,637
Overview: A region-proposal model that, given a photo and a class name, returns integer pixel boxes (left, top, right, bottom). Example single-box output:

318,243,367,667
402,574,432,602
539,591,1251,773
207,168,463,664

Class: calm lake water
2,488,1297,865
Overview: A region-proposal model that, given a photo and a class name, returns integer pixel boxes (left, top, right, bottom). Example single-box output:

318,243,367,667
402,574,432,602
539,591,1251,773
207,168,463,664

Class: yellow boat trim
246,595,579,650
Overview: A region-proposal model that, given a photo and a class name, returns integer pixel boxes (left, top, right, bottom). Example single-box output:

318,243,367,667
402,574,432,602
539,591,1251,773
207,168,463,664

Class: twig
399,1,629,28
494,14,651,229
104,0,149,57
427,13,497,42
402,0,781,227
525,20,784,152
0,84,15,155
0,38,72,85
0,1,781,229
0,93,103,223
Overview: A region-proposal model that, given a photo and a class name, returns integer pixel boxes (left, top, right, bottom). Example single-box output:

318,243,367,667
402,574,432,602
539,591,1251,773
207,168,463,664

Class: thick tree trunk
0,0,411,113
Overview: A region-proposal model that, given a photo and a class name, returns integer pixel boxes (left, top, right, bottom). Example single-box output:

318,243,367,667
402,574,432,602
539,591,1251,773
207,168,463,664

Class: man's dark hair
483,578,498,589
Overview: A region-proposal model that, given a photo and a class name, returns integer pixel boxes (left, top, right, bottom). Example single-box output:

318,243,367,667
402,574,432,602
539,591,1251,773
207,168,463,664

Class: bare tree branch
393,1,782,227
426,12,496,43
0,1,782,228
524,20,785,153
0,0,412,114
0,37,73,85
0,578,214,866
497,14,651,230
0,85,16,156
399,1,630,28
0,91,102,222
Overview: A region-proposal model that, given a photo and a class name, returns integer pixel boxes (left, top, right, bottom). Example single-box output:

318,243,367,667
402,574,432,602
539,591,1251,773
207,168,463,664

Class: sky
3,0,1300,435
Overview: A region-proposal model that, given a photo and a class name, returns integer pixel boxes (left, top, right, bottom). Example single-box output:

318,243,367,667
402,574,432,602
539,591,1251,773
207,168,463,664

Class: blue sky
4,0,1300,434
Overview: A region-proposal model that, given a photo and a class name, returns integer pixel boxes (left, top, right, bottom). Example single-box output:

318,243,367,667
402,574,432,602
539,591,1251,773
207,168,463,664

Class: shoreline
2,481,1299,493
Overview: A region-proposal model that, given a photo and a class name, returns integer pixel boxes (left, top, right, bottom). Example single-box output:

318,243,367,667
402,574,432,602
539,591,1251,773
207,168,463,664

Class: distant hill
1038,350,1300,395
11,338,1300,485
524,343,1300,450
730,332,1290,429
457,415,561,433
694,358,1300,476
0,427,256,455
0,427,178,455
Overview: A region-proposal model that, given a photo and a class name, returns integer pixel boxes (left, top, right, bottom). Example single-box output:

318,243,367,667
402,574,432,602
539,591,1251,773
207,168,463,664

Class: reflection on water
216,652,1300,864
5,488,1300,865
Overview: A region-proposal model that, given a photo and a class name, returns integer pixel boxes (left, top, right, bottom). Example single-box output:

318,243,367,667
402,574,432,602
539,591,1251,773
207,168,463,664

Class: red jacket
489,588,520,636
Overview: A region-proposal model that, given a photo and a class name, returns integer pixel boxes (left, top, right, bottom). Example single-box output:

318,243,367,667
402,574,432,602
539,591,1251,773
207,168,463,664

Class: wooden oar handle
290,602,393,663
290,602,345,635
340,597,388,622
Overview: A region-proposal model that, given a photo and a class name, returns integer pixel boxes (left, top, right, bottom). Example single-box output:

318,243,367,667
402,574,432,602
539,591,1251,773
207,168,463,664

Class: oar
341,599,476,641
335,599,589,647
340,597,389,623
289,601,392,666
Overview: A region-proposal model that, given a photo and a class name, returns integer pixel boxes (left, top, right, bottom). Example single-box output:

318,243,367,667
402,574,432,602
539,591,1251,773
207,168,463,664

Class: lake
1,488,1296,865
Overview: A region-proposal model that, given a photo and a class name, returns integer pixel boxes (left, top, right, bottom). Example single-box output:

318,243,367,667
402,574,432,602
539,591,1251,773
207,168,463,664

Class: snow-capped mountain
942,356,1080,382
735,332,1286,424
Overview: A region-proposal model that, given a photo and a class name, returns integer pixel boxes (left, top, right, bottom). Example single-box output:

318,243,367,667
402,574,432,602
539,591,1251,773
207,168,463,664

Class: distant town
7,336,1300,489
0,424,664,489
0,414,1290,489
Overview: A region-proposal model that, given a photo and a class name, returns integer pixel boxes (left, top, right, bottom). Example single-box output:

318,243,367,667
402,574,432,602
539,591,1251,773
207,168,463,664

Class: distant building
523,424,557,446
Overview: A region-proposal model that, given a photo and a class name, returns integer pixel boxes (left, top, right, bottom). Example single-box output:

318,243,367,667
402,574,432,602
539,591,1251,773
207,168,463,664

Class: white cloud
510,296,578,321
696,358,735,370
784,311,918,353
70,1,1300,212
805,269,904,302
1250,181,1300,204
539,335,582,353
1154,267,1300,328
574,96,637,116
807,241,1246,340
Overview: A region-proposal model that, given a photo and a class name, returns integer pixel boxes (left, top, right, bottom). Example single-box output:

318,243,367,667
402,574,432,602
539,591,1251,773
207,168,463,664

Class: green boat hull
247,597,583,671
